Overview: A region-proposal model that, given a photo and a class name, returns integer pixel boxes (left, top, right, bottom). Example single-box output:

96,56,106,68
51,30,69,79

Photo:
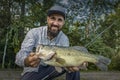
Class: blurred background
0,0,120,79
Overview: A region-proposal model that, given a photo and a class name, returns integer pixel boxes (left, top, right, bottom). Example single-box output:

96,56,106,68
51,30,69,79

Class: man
15,5,81,80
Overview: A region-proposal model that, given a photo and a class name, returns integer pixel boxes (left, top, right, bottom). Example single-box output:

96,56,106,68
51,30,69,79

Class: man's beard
47,27,61,38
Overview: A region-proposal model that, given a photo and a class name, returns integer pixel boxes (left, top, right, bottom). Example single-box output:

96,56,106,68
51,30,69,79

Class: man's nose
53,20,59,25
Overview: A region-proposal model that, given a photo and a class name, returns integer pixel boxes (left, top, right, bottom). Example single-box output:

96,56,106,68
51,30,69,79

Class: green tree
1,0,56,68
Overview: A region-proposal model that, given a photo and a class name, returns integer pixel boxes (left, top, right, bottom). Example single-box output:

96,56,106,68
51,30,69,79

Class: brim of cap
47,10,65,19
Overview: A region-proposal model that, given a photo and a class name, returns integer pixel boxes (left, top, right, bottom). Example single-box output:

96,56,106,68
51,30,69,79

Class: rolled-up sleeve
15,29,36,67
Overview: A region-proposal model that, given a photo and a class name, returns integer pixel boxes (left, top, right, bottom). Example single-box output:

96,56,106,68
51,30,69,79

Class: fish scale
36,45,111,71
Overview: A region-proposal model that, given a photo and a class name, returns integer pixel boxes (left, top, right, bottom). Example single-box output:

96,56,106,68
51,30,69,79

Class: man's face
47,14,65,37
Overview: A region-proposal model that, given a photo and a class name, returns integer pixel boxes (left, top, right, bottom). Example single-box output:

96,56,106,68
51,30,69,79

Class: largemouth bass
36,45,111,71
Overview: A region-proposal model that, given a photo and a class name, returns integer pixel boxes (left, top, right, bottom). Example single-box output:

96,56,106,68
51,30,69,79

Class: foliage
63,21,82,46
100,5,120,71
1,16,35,68
9,17,35,53
101,6,120,49
0,0,120,70
109,51,120,70
0,0,55,68
29,0,55,26
62,0,120,71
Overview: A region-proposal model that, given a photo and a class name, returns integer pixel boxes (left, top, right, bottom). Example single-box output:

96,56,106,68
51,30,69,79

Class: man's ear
47,16,49,22
63,20,65,25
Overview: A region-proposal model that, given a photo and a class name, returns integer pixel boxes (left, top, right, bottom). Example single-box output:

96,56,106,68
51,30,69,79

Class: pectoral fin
55,57,66,65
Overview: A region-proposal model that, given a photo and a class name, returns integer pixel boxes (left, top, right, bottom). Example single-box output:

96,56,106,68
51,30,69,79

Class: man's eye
58,18,62,22
50,17,55,20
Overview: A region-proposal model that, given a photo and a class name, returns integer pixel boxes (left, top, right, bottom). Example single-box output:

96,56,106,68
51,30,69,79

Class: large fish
36,45,111,71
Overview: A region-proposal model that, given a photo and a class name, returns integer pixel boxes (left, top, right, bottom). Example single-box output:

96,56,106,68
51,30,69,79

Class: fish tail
95,56,111,71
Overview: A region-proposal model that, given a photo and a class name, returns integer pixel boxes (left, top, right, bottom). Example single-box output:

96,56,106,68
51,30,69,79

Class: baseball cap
47,5,66,19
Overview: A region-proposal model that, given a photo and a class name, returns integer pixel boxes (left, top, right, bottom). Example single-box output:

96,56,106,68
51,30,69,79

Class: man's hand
24,52,40,67
65,62,88,72
65,66,80,72
79,62,88,70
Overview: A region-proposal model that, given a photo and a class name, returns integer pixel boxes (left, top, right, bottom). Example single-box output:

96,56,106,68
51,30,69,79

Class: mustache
51,24,59,28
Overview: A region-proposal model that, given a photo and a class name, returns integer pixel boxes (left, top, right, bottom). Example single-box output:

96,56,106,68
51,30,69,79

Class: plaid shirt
15,26,69,75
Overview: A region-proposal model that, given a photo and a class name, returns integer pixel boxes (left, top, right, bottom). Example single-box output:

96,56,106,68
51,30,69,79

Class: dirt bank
0,70,120,80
